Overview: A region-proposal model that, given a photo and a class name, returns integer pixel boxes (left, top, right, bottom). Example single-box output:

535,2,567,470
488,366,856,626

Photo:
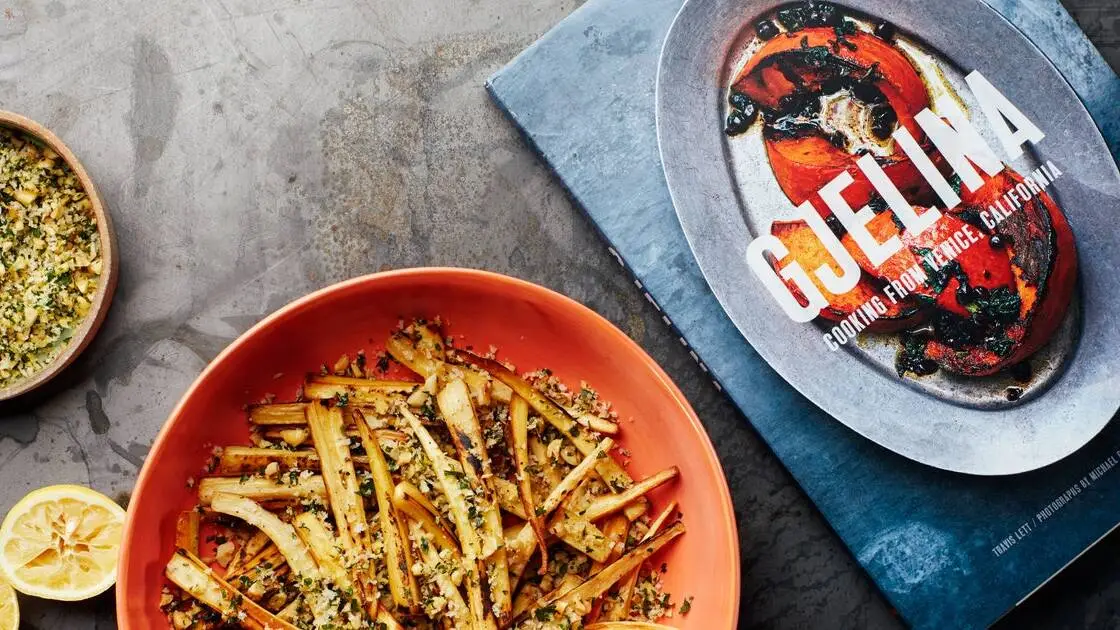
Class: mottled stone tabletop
0,0,1116,628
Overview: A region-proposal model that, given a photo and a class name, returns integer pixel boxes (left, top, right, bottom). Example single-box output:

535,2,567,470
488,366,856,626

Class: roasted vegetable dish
727,1,1077,382
160,319,688,629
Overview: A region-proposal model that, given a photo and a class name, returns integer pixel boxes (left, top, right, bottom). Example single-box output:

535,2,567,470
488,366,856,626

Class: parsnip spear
305,401,379,599
525,522,686,623
509,394,549,572
165,551,299,630
450,350,633,494
436,379,512,623
209,493,319,580
354,408,420,611
608,502,679,621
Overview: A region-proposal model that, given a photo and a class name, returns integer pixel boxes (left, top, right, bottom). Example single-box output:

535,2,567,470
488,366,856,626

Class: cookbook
487,0,1120,627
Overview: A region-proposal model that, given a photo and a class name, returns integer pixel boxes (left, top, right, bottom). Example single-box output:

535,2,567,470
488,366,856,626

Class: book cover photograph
658,0,1120,475
488,0,1120,626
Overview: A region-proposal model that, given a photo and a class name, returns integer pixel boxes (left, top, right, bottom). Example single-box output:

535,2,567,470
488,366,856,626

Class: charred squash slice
901,212,1017,318
770,220,924,332
734,29,928,119
918,170,1077,375
842,210,925,288
733,28,933,217
763,137,931,219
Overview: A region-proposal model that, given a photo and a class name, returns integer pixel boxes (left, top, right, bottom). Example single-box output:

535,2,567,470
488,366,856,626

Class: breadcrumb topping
0,127,101,389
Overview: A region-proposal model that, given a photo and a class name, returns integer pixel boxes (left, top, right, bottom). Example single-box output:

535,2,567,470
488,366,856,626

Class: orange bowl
117,268,739,628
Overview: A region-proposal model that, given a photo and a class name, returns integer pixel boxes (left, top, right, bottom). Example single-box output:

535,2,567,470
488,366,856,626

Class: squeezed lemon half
0,574,16,630
0,485,124,601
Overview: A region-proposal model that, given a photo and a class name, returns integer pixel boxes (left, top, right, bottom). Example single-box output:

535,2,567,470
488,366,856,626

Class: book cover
487,0,1120,627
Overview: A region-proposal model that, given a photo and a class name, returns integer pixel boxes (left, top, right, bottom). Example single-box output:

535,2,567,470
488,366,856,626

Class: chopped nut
13,189,37,206
406,388,429,408
170,610,194,629
546,438,563,462
560,444,581,466
214,540,236,567
278,427,308,447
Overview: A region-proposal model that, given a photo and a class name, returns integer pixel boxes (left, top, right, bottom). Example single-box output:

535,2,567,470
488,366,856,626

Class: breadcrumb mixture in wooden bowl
0,111,117,401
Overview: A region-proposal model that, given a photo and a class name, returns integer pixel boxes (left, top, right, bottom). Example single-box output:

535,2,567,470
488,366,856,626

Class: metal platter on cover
657,0,1120,474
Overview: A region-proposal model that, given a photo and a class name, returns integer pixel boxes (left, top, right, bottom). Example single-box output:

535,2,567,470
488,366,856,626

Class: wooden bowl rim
0,110,119,401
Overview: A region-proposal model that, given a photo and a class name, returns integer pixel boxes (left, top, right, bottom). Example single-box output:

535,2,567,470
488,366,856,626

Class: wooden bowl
0,111,118,401
118,269,740,629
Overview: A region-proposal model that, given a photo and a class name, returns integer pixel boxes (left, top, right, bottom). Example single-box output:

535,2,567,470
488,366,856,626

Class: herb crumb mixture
0,127,101,389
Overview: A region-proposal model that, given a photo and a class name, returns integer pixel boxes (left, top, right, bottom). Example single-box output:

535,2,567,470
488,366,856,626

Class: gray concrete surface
0,0,1115,628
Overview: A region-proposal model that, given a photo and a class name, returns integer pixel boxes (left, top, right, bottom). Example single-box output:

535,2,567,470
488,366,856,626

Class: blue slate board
487,1,1120,629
